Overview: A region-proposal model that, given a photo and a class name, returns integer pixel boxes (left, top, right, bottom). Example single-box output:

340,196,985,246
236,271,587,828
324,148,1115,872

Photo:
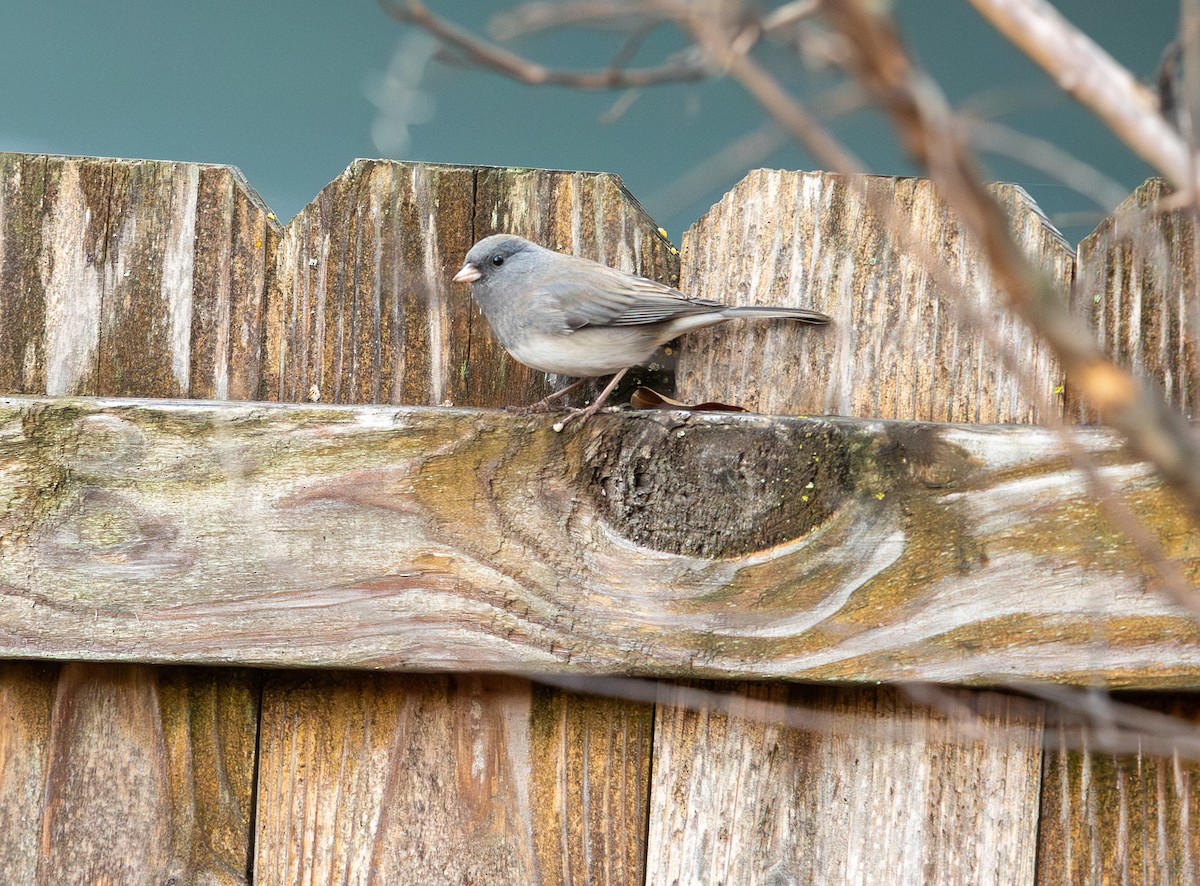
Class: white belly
507,327,661,377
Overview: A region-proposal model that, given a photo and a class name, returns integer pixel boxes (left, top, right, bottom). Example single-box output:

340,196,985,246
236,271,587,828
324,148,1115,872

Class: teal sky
0,1,1176,243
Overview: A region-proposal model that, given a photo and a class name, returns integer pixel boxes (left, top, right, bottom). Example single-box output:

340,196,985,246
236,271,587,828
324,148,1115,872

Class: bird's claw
551,402,612,433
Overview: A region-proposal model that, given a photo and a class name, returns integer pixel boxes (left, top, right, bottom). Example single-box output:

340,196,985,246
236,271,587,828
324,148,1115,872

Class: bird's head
453,234,538,285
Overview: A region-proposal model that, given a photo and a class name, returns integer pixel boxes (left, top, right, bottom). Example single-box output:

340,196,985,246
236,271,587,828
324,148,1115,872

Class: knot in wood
584,415,849,558
69,413,147,475
40,488,193,578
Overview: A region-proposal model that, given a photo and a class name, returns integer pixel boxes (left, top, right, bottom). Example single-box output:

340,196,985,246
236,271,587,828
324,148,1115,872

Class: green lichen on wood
0,396,1197,685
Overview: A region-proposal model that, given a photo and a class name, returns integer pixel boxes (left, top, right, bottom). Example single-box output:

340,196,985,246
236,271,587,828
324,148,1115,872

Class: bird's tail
721,305,831,324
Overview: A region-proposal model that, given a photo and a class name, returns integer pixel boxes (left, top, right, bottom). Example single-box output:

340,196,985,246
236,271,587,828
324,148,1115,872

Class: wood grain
2,151,1196,885
649,169,1064,886
0,396,1195,684
255,673,538,884
0,662,258,885
0,152,270,886
1073,177,1199,421
647,684,1043,885
264,159,678,408
1036,694,1200,884
253,673,652,885
675,170,1070,422
527,683,653,886
1035,177,1200,884
0,153,277,400
256,162,669,886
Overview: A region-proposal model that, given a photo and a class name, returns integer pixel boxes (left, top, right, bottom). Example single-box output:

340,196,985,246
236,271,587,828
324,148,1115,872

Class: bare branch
683,13,866,173
696,1,1200,595
538,674,1200,759
674,5,1199,601
967,0,1197,203
608,21,658,73
959,84,1065,119
599,88,643,123
534,674,1040,748
1181,0,1200,151
382,0,709,89
389,0,1200,580
761,1,822,35
643,79,866,217
907,682,1200,759
490,1,670,39
824,0,1200,528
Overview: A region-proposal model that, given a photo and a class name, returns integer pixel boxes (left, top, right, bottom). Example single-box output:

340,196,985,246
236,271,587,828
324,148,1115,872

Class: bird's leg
553,368,629,432
509,377,589,414
535,377,588,408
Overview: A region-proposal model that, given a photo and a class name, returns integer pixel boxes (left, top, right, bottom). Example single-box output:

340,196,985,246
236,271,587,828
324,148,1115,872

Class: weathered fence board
0,154,271,885
1036,694,1200,884
253,161,671,886
1034,176,1200,882
0,153,276,399
675,170,1070,422
265,159,677,408
1074,177,1199,421
648,170,1073,885
647,685,1044,885
0,662,258,885
256,674,541,884
526,683,653,886
0,395,1194,683
254,673,651,885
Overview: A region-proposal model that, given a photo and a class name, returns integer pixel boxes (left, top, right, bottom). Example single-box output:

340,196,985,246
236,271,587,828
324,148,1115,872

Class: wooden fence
0,151,1197,884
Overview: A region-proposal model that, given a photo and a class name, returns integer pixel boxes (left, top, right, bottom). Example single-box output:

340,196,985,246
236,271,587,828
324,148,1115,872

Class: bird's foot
551,402,607,433
550,367,629,432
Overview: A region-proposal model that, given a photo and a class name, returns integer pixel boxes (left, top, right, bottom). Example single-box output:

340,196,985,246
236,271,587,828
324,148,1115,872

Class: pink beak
453,263,481,284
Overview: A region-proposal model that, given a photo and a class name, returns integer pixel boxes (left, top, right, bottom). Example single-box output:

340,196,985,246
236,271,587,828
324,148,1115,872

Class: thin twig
696,13,1198,604
684,12,866,172
1185,0,1200,417
967,0,1197,204
607,21,657,75
490,1,670,40
600,88,643,124
643,80,866,217
959,83,1067,120
645,123,789,217
382,0,709,89
534,673,1200,758
908,682,1200,759
395,0,1200,598
825,0,1200,529
762,0,822,35
692,5,1200,605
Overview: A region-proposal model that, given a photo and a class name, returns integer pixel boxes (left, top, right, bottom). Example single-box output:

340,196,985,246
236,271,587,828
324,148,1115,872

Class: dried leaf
630,386,747,412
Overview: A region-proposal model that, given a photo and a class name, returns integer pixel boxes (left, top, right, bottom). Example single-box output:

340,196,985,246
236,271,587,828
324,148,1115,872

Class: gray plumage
453,234,830,379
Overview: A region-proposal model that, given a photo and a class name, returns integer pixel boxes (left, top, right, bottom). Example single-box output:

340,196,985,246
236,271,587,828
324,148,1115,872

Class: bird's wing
534,263,724,329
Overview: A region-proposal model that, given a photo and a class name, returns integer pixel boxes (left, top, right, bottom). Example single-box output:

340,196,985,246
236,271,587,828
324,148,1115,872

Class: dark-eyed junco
453,234,830,427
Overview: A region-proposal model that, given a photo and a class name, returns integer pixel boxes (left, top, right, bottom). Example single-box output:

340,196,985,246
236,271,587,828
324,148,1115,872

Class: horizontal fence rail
0,395,1195,684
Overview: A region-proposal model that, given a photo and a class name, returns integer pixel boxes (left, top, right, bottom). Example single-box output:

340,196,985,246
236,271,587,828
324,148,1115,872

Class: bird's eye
491,255,505,267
